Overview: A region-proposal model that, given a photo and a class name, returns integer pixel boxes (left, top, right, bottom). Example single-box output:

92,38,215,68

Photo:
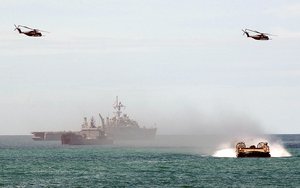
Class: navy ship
31,97,157,141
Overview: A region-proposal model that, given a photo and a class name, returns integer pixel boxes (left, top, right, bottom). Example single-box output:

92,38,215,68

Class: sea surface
0,135,299,187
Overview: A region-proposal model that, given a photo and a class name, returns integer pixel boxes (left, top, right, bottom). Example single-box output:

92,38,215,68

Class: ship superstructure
98,96,157,140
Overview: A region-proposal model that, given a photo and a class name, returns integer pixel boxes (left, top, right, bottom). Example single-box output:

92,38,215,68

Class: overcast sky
0,0,300,135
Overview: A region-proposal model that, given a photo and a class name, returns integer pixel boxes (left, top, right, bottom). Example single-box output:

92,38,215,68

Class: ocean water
0,135,299,187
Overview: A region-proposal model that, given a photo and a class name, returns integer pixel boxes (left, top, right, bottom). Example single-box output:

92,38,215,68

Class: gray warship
31,97,157,141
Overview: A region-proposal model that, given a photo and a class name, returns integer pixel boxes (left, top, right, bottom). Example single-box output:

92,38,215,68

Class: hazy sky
0,0,300,134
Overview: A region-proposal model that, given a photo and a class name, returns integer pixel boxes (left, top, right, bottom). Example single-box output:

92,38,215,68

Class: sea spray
270,143,291,157
212,148,236,157
211,142,235,157
212,136,291,157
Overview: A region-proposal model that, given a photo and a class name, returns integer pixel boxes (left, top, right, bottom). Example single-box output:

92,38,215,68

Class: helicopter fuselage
24,31,42,37
244,31,269,40
16,27,42,37
250,34,269,40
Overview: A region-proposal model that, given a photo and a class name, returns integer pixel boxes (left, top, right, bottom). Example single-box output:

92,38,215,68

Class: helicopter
242,29,274,40
14,25,48,37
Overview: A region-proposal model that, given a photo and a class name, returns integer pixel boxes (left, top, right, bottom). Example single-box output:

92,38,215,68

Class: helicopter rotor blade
245,29,262,34
19,25,35,30
245,29,276,36
37,29,50,33
261,33,276,36
18,25,50,33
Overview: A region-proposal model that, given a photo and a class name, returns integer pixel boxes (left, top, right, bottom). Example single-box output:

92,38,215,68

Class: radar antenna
113,96,125,118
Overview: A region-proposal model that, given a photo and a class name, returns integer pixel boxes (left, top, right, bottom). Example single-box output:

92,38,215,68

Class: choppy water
0,135,299,187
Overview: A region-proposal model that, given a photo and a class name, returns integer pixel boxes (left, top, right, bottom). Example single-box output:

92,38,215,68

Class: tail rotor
242,29,249,37
14,24,22,33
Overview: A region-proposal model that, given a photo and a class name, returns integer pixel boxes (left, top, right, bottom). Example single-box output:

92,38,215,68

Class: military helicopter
242,29,274,40
14,25,48,37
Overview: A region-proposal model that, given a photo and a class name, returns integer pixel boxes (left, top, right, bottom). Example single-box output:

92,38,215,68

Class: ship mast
113,96,125,118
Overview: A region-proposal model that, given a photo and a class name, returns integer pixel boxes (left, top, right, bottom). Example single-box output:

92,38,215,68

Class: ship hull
61,133,113,145
32,127,156,141
105,127,157,140
237,151,271,158
31,131,66,141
